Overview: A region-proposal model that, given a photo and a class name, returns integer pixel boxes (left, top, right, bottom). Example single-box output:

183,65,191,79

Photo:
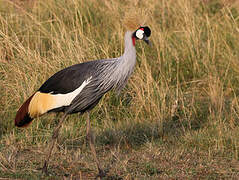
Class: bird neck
94,31,137,93
122,31,136,61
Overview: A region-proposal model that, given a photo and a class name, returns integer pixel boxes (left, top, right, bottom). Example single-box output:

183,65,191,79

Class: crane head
133,26,151,45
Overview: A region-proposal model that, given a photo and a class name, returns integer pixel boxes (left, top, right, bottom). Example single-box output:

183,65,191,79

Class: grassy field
1,0,239,179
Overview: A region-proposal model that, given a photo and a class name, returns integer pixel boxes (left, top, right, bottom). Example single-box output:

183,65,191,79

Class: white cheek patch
136,29,144,39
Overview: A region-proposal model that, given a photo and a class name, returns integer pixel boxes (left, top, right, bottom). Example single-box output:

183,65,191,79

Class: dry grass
1,0,239,179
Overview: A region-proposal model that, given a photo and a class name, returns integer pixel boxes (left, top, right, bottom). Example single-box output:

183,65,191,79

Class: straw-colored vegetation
1,0,239,179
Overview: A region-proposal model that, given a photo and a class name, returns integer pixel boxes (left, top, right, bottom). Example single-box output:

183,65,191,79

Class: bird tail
15,94,34,127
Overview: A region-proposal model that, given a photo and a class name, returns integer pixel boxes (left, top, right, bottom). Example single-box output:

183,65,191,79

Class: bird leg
42,113,67,175
86,112,105,177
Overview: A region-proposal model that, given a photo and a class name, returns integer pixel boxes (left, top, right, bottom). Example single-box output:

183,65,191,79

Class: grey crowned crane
15,17,151,176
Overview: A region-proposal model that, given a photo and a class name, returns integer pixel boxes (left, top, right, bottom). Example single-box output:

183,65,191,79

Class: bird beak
143,36,151,46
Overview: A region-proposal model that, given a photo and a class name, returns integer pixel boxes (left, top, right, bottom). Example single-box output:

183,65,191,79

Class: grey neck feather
122,31,136,60
111,31,136,92
116,31,136,90
93,31,137,94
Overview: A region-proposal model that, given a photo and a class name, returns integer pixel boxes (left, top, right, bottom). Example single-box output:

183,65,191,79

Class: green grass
1,0,239,179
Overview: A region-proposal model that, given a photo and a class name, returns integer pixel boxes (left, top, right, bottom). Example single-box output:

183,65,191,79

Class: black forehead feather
141,26,151,37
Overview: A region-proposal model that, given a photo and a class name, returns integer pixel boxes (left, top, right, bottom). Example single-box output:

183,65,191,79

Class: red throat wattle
132,37,136,46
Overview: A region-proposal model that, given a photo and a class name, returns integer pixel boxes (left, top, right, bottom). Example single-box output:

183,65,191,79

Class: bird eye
135,29,144,39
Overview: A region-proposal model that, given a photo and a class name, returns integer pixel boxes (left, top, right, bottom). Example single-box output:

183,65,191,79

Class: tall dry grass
0,0,239,178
